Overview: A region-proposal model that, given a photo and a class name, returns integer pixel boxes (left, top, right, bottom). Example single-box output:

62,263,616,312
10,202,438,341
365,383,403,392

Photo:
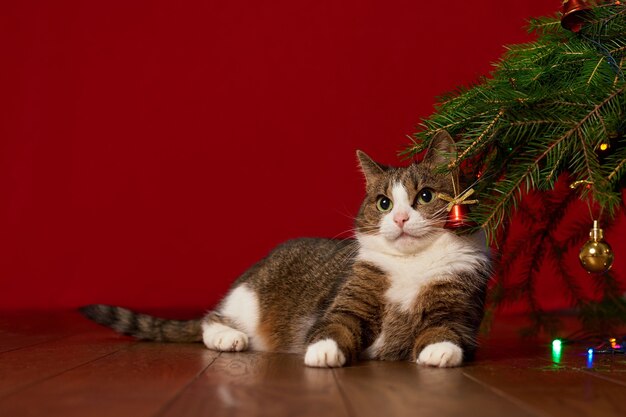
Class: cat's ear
422,130,457,166
356,150,386,184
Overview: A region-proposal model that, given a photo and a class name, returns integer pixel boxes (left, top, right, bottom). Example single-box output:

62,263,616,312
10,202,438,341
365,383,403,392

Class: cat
81,130,491,368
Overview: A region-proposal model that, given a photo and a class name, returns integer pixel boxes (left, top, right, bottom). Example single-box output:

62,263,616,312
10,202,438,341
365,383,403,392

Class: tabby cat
81,130,491,368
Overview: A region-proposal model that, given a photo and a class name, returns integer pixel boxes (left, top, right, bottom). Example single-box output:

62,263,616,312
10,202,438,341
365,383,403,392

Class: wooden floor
1,312,625,417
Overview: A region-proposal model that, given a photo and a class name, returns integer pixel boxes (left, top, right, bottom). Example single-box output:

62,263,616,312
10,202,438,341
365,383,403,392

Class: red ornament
444,204,477,229
561,0,592,33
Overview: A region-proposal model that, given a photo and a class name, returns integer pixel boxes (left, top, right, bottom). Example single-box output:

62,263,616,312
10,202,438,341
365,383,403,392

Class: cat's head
355,130,458,256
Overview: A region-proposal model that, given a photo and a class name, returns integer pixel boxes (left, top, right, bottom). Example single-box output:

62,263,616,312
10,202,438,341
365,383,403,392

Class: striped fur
81,130,491,368
79,304,202,342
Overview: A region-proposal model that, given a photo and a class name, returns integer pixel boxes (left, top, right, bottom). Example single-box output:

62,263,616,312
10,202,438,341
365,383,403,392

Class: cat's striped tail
79,304,203,342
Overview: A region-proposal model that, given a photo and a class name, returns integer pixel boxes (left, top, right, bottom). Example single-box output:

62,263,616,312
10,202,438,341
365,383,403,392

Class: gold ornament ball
579,240,614,274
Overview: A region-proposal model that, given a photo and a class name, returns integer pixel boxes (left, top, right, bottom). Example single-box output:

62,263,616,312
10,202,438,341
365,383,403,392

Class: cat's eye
416,188,434,205
376,196,393,212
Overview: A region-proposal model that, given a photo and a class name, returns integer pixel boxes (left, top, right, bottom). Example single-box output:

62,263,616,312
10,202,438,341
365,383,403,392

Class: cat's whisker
329,225,382,241
330,229,357,240
336,208,359,222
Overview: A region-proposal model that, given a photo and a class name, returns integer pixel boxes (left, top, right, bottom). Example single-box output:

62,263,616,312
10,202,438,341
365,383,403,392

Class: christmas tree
407,1,626,336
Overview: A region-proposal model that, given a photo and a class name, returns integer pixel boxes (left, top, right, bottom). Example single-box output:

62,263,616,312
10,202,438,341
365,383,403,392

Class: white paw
202,323,249,352
417,342,463,368
304,339,346,368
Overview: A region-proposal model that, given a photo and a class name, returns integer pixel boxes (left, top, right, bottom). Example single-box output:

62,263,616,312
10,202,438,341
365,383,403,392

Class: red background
2,0,624,313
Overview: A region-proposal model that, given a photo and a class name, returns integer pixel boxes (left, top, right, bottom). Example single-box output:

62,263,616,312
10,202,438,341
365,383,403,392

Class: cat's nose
393,212,409,228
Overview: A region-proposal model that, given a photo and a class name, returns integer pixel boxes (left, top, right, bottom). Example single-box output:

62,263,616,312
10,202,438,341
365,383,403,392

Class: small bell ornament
561,0,592,32
579,220,614,274
445,203,477,229
437,188,479,230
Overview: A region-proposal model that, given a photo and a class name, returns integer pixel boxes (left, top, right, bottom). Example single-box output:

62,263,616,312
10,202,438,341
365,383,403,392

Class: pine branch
410,5,626,236
448,110,504,170
549,240,588,307
410,4,626,335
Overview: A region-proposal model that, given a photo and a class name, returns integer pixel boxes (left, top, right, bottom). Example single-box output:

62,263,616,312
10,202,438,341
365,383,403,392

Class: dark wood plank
0,330,66,354
480,325,626,387
333,359,540,417
544,342,626,385
0,331,133,397
0,342,218,417
464,354,626,417
4,311,626,417
579,354,626,385
157,351,351,417
0,311,98,353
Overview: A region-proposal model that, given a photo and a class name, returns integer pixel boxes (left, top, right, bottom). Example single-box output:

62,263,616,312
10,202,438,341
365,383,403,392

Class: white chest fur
357,231,489,312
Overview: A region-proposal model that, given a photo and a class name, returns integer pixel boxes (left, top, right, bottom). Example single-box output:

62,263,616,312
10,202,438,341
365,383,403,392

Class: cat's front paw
202,323,249,352
417,342,463,368
304,339,346,368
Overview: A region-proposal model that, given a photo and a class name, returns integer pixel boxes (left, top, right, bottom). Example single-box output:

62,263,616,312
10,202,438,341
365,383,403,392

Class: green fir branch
409,5,626,240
